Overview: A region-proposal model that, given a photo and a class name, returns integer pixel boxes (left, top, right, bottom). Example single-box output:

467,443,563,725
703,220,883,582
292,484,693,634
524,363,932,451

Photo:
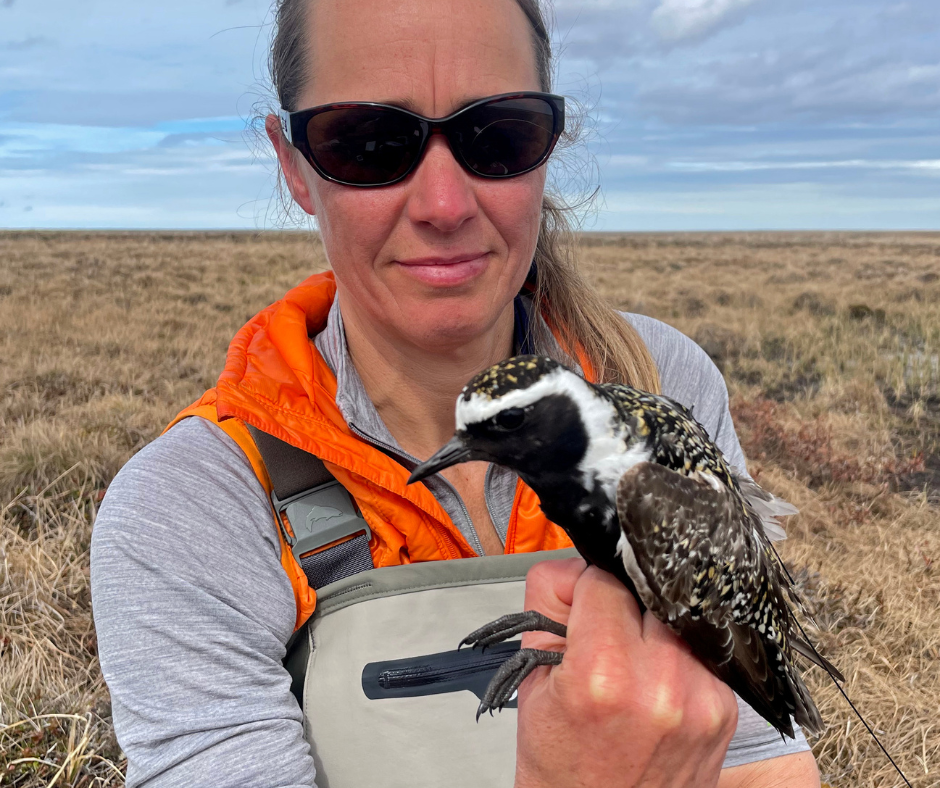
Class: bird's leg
477,648,564,720
460,610,568,651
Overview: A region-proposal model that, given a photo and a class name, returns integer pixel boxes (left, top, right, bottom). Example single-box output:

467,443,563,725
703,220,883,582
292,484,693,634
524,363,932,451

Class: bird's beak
408,435,472,484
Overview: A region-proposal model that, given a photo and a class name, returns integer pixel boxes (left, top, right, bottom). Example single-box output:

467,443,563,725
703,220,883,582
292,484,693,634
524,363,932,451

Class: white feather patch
699,472,722,492
528,370,653,498
616,532,657,611
590,442,651,502
732,467,797,543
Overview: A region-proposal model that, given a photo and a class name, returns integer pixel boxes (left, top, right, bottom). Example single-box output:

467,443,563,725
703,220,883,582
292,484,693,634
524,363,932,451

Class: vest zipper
483,463,509,550
376,649,514,690
361,641,522,702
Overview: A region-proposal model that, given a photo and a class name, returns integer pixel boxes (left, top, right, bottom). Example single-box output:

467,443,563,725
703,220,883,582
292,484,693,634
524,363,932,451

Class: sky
0,0,938,231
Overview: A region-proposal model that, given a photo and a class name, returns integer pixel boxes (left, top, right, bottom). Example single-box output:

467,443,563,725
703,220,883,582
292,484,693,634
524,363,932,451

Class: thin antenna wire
771,544,913,788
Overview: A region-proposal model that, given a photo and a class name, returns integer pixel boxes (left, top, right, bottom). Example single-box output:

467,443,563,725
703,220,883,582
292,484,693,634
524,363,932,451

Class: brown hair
269,0,661,393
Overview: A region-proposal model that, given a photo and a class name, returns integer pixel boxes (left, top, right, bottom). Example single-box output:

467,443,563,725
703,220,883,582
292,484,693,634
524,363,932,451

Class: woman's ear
265,113,317,216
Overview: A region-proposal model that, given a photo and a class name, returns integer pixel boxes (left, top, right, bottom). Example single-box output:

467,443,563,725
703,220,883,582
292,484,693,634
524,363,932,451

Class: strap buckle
272,481,372,564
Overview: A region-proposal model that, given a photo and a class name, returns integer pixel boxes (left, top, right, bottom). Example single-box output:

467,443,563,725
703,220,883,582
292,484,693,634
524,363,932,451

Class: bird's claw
475,648,564,719
459,610,568,652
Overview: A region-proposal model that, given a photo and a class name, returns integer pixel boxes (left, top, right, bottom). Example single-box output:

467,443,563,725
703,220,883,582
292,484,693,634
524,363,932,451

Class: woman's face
283,0,546,351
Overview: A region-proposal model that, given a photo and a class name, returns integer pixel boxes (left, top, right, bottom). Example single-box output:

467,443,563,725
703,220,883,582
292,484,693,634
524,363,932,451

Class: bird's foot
476,648,564,720
459,610,568,651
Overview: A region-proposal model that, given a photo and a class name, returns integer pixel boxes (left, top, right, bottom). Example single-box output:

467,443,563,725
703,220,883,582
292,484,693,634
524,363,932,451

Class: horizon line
3,227,940,235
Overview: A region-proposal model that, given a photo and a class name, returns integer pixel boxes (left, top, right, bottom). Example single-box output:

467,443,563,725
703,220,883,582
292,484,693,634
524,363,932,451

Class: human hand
514,558,739,788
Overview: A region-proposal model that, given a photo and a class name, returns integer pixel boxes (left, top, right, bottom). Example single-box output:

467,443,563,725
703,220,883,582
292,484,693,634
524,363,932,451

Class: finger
567,566,645,647
522,556,587,623
640,610,736,705
640,609,739,749
520,557,586,653
549,568,647,709
638,610,708,714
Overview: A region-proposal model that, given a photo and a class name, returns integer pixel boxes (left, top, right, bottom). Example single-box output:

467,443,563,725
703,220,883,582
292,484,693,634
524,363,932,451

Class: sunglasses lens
455,97,558,177
305,106,423,185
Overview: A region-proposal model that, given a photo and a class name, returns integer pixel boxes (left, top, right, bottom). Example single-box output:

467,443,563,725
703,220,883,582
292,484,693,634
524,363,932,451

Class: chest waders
249,425,576,788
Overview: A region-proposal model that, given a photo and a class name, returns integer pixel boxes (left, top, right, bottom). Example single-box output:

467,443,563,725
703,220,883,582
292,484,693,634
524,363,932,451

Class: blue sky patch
0,0,937,230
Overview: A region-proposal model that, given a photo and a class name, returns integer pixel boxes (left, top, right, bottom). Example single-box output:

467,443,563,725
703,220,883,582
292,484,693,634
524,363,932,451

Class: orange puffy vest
168,271,575,631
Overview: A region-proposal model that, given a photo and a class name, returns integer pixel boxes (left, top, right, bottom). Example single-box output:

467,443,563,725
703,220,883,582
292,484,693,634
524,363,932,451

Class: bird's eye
494,408,526,431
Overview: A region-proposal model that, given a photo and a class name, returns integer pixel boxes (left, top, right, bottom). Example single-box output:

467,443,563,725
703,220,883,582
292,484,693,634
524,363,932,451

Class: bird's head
408,355,617,485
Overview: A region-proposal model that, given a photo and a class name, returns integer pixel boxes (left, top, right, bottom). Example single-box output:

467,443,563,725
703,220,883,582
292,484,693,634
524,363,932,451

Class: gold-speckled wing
614,461,785,631
615,461,824,736
598,383,740,493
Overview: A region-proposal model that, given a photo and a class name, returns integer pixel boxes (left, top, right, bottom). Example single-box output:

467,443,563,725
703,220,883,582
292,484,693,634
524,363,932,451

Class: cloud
0,124,259,187
2,36,50,51
0,90,255,128
0,124,256,174
2,0,939,231
632,53,940,125
156,131,239,148
0,140,272,229
0,0,273,102
558,0,940,128
596,181,940,230
667,158,940,173
551,0,766,63
0,122,167,158
650,0,761,43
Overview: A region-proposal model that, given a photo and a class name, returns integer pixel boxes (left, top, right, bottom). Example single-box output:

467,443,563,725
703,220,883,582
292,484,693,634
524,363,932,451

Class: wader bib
249,421,575,787
295,550,576,788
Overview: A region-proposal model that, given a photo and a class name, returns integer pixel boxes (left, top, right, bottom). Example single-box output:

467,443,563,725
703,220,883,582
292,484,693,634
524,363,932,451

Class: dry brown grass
1,230,938,786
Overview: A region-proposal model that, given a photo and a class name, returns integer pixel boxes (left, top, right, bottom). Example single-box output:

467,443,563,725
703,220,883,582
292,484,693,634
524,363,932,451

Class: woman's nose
405,135,478,232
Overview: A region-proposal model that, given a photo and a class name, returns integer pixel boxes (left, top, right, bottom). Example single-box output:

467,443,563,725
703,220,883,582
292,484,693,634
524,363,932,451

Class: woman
91,0,821,785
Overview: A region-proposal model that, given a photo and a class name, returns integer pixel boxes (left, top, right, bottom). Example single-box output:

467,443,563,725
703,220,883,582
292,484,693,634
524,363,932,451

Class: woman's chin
396,304,507,353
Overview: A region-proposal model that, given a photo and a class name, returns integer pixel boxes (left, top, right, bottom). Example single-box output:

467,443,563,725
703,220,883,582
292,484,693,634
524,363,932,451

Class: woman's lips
395,253,490,287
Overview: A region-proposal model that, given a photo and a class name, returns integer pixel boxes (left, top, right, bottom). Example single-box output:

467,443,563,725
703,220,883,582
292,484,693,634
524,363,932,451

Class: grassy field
1,230,938,786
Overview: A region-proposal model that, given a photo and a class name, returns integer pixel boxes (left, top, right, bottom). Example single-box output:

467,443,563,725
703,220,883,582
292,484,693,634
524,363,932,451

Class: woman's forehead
301,0,541,114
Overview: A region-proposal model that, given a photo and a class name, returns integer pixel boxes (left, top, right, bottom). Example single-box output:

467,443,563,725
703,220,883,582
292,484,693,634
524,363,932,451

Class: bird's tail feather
792,637,845,682
786,666,824,736
733,469,797,543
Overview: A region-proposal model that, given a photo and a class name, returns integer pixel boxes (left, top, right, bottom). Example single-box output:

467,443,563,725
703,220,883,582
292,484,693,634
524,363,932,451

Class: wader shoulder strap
245,425,375,591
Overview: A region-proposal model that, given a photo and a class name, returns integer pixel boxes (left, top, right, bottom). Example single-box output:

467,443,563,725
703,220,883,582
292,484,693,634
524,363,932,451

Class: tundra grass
1,230,937,786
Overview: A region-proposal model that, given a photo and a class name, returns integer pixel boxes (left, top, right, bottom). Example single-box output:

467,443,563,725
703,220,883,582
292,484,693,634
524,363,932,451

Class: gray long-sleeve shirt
91,306,810,787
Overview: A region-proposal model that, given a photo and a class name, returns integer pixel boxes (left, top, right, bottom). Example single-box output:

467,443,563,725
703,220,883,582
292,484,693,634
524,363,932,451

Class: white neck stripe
456,368,585,429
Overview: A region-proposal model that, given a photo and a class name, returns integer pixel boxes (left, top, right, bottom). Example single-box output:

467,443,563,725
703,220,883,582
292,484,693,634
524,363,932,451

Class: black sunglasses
278,92,565,188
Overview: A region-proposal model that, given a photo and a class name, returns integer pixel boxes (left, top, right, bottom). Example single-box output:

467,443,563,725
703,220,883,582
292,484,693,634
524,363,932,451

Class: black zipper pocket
361,640,520,705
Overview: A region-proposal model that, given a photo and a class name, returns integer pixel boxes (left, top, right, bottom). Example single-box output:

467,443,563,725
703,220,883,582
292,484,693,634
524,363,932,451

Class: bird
408,354,842,738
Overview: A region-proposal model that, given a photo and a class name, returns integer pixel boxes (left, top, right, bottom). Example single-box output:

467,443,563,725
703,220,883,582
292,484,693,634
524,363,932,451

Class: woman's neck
336,289,514,461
